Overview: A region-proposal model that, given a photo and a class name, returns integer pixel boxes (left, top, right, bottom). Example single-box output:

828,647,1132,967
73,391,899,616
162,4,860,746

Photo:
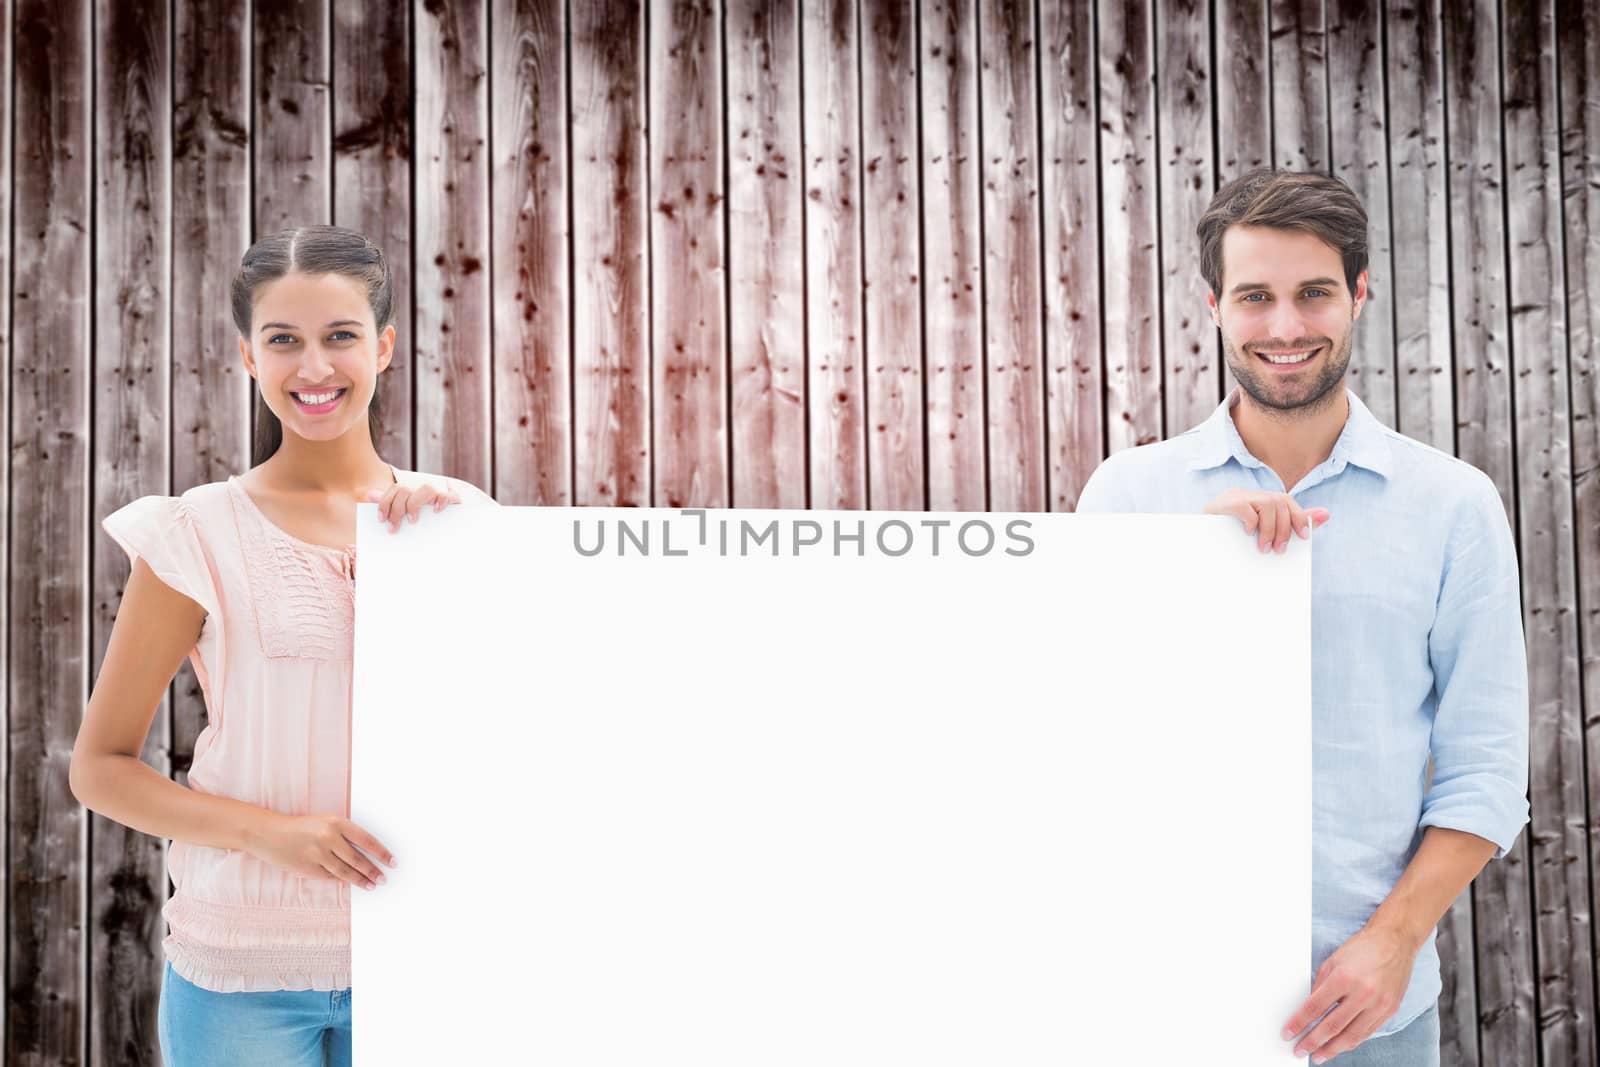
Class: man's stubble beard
1221,321,1354,421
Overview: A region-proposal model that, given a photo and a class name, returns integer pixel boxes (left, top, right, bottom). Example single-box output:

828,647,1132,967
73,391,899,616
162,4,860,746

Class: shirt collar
1185,386,1392,479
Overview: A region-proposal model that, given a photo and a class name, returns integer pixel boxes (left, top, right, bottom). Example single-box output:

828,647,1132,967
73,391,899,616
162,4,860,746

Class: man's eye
1303,288,1328,298
1242,293,1265,303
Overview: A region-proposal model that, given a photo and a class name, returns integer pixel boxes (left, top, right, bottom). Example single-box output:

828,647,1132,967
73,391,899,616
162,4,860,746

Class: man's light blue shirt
1075,386,1530,1038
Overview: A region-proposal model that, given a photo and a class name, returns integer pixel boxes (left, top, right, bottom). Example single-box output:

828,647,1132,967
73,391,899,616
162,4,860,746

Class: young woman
69,226,497,1065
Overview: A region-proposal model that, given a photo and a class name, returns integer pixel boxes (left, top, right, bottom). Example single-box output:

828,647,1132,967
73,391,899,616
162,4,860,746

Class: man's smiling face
1208,225,1367,415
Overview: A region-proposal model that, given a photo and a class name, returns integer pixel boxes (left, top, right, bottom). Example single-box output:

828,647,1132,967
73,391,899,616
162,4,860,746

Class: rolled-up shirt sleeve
1418,475,1531,859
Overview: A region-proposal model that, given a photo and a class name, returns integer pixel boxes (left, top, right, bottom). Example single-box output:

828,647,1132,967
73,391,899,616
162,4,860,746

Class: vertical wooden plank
414,0,492,484
861,0,924,509
1387,5,1485,1045
0,0,11,1045
172,0,251,803
490,0,571,505
1270,0,1329,172
1213,0,1268,420
90,0,169,1058
651,0,727,508
1557,3,1600,1059
8,0,90,1062
572,0,649,506
172,0,251,476
1443,1,1516,584
802,0,866,509
1155,0,1217,434
1435,888,1483,1067
333,1,415,468
727,0,806,508
920,0,986,511
1389,24,1473,1058
1327,0,1394,425
252,0,328,464
1386,0,1454,453
978,0,1044,509
1503,0,1594,1059
1040,0,1100,509
254,0,331,233
1098,0,1161,451
1442,1,1535,1062
1215,0,1271,181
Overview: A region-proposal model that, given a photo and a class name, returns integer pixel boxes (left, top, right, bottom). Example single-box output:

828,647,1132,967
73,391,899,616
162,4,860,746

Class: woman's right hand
1204,488,1330,554
246,812,397,891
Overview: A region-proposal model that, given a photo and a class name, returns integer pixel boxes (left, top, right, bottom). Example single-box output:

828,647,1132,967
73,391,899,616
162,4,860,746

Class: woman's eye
329,330,357,341
269,333,297,344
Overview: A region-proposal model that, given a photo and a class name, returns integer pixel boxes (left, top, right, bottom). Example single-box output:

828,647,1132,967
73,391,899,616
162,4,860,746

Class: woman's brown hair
230,226,394,468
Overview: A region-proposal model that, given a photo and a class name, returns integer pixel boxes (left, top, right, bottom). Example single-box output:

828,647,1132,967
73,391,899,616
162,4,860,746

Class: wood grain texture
728,0,806,508
1502,0,1593,1060
7,3,1598,1059
1098,0,1162,451
1435,886,1482,1067
90,2,170,1060
1326,0,1395,426
921,0,987,511
9,0,90,1062
651,0,728,508
802,0,867,510
334,0,414,468
978,0,1045,509
1040,0,1102,509
861,0,925,509
1155,0,1217,434
1270,0,1329,172
1557,5,1600,1063
1442,0,1516,528
491,0,571,505
572,0,650,506
171,0,252,810
1215,0,1270,180
1442,1,1536,1062
414,0,493,484
1414,0,1479,1000
253,0,331,234
0,0,9,1049
1386,0,1453,453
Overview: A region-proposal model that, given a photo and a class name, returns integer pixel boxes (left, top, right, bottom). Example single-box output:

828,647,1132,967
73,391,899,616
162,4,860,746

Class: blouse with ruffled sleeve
97,466,493,992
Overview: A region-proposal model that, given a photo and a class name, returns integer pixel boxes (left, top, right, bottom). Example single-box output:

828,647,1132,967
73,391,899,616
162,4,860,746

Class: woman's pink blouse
99,467,496,993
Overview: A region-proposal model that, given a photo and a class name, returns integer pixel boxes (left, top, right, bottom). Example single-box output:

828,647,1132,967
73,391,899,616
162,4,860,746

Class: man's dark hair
1196,169,1369,298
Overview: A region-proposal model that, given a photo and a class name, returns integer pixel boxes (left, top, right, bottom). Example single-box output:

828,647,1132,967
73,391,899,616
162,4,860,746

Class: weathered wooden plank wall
91,4,169,1064
12,0,91,1062
3,0,1594,1062
729,0,807,507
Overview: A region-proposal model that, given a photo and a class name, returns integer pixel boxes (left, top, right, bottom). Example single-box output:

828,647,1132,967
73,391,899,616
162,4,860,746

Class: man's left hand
1281,923,1419,1062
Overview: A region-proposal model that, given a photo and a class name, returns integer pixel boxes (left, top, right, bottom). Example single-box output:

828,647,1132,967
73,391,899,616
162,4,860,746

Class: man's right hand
1204,489,1330,554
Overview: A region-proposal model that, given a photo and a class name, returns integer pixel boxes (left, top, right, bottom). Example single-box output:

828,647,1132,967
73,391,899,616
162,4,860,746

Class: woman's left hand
364,482,463,532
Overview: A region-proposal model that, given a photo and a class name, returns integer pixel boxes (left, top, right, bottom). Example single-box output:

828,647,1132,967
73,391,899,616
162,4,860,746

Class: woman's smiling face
238,270,394,443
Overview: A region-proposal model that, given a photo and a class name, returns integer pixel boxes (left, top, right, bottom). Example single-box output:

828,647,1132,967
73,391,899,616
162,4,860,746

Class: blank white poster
351,506,1311,1065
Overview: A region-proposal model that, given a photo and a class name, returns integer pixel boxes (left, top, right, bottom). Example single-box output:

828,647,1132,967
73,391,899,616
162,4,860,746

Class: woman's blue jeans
158,960,352,1066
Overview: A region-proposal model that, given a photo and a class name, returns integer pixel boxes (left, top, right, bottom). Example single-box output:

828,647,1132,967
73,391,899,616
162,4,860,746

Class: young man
1075,169,1530,1066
